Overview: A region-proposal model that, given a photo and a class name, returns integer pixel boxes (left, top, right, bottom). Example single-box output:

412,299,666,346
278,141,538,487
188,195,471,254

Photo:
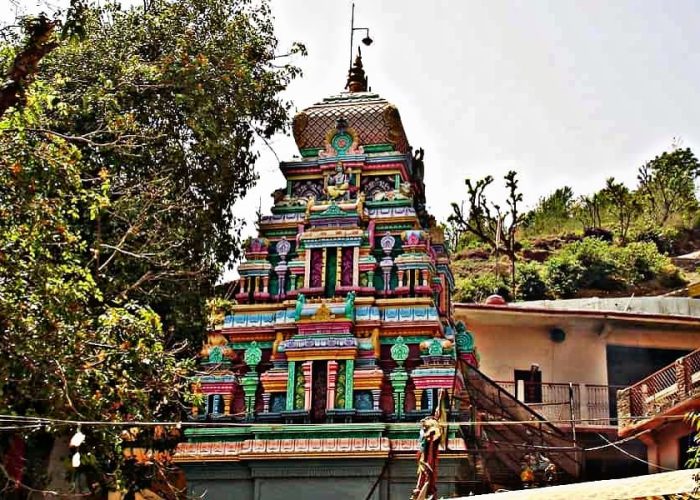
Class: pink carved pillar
327,360,339,410
421,270,429,287
302,361,313,411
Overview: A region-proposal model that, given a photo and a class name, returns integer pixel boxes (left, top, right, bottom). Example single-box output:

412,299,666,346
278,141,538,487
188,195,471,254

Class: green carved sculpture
391,336,409,367
428,338,443,356
208,345,223,363
454,321,474,353
344,291,356,319
294,294,306,321
244,341,262,367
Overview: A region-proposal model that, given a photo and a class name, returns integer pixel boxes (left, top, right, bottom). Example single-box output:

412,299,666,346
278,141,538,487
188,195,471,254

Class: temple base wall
183,458,461,499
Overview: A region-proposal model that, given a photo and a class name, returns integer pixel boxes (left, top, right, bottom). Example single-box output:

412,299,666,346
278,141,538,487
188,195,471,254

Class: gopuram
175,51,480,499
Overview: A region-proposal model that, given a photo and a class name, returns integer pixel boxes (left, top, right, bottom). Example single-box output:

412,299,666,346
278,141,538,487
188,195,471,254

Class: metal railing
494,381,618,427
618,347,700,430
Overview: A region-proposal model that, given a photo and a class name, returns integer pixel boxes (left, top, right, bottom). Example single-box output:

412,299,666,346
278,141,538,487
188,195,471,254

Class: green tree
637,146,700,226
601,177,641,244
449,171,525,296
0,0,303,495
523,186,574,235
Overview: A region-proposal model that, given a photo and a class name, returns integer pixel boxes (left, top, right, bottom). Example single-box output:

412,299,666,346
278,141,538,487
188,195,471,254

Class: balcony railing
495,381,618,427
617,347,700,431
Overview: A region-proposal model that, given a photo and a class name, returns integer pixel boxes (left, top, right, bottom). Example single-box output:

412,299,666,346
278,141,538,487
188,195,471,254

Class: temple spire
345,46,368,93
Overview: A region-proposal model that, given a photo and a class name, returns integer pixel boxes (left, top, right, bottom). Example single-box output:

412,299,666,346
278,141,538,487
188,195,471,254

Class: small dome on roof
292,91,409,155
484,294,507,306
291,49,410,156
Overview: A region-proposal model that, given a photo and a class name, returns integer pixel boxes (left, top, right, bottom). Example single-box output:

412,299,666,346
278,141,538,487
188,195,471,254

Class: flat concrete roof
461,468,699,499
508,297,700,318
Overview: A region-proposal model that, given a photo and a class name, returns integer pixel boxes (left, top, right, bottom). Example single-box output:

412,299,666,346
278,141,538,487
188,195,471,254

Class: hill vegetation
447,144,700,303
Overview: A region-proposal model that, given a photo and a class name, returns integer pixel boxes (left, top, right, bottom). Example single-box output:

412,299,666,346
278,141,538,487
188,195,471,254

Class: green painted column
390,337,410,417
390,371,408,417
241,373,259,419
286,361,296,411
344,359,355,410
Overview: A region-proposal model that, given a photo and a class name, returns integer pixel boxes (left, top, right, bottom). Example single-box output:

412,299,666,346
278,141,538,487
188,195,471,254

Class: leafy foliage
685,412,700,493
454,273,512,303
543,252,584,299
638,147,700,226
601,177,641,244
516,262,548,301
541,238,683,299
523,186,575,236
0,0,303,495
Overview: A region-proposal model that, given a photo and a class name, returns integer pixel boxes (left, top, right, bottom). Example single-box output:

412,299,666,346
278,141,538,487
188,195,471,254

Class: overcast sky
3,0,699,247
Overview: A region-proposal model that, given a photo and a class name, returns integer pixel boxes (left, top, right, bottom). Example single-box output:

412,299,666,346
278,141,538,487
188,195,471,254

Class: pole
349,3,355,69
569,382,577,448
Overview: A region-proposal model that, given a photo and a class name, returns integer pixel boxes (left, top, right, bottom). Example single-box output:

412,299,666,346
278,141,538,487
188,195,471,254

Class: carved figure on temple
294,294,306,321
371,181,414,201
272,188,309,207
344,291,356,319
412,390,448,500
325,162,351,200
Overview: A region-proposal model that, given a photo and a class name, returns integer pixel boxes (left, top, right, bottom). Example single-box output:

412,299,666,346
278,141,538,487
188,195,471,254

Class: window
514,368,542,403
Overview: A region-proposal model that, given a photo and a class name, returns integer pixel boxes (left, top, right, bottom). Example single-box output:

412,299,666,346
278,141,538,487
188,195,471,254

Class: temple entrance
311,361,328,423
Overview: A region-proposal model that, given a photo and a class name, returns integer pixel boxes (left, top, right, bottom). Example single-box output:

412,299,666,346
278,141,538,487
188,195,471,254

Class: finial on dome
346,46,368,93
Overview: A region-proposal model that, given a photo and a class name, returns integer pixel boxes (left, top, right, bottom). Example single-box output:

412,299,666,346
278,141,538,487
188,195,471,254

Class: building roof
508,297,700,318
455,297,700,330
461,468,699,499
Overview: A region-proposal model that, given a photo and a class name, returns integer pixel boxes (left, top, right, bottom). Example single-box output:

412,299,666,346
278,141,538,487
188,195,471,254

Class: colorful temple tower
175,52,480,499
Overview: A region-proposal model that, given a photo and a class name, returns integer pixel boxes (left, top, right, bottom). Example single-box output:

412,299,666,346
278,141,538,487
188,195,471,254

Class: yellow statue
325,162,351,200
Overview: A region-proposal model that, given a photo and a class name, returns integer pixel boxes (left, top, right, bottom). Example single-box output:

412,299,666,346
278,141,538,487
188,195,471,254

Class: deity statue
325,162,351,200
412,389,448,500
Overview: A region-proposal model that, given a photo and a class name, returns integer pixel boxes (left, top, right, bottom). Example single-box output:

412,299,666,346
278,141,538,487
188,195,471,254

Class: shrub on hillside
455,273,512,303
544,253,583,298
633,228,677,254
583,227,614,242
563,237,625,290
516,262,548,301
617,242,669,283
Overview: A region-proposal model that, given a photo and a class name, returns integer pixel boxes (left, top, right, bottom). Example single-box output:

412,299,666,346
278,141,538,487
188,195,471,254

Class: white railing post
516,379,525,403
579,383,589,425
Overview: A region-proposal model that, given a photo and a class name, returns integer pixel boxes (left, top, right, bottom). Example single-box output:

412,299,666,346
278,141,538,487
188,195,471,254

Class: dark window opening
515,368,542,403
